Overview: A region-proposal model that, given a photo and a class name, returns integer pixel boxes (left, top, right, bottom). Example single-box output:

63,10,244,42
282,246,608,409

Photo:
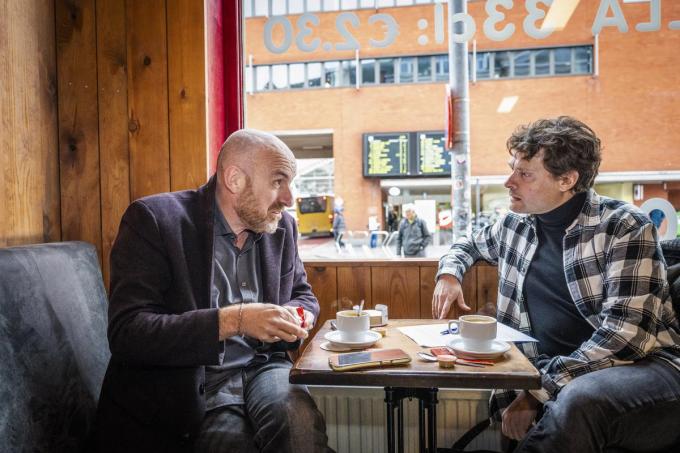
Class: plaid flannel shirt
437,190,680,421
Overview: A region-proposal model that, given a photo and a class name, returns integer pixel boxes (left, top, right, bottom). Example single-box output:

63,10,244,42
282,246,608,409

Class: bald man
94,130,332,453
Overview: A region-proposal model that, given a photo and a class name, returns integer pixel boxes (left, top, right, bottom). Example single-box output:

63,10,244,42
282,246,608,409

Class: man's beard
235,184,285,234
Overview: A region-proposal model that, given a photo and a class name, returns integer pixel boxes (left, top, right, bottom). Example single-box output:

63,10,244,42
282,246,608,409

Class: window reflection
255,66,271,91
290,63,305,89
307,62,322,87
379,58,395,83
307,0,322,11
271,64,288,90
362,59,376,84
324,61,341,87
514,51,530,77
289,0,304,14
342,60,357,85
417,56,432,82
399,57,414,83
435,55,448,81
254,0,268,16
534,49,550,76
493,52,511,78
554,48,572,75
323,0,340,11
476,52,491,79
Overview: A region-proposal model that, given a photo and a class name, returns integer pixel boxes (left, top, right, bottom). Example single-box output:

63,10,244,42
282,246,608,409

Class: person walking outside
396,204,431,257
332,206,346,248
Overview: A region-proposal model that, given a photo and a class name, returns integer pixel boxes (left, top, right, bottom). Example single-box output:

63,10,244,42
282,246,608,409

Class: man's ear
559,170,579,192
221,165,246,194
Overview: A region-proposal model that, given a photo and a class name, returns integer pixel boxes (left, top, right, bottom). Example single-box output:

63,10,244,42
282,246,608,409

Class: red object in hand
296,306,306,328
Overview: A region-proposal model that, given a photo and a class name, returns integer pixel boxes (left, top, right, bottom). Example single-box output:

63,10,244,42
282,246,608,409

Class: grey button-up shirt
204,207,264,410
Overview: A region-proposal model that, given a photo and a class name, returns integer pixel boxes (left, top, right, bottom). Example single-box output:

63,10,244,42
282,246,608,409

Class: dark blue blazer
94,176,318,452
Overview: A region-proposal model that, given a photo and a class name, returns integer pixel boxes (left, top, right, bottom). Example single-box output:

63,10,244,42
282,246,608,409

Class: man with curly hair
433,117,680,452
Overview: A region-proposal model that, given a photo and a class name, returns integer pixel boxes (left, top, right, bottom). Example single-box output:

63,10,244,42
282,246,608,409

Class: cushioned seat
0,241,110,453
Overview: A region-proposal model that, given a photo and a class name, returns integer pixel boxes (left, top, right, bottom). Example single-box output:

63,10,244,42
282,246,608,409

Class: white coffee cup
448,315,497,351
336,310,370,342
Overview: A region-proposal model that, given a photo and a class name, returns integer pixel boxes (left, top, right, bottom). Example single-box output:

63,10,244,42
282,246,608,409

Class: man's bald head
217,129,294,176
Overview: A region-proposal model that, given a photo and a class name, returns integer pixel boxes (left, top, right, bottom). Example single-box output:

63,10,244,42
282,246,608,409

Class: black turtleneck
523,191,594,358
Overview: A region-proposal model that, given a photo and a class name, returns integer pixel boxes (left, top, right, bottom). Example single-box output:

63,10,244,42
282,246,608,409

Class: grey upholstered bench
0,241,110,453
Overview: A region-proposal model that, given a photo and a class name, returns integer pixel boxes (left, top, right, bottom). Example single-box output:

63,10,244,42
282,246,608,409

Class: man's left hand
501,390,541,441
285,306,315,331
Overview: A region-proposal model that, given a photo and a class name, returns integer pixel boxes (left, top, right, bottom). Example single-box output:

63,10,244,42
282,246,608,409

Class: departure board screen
417,132,451,176
363,133,410,177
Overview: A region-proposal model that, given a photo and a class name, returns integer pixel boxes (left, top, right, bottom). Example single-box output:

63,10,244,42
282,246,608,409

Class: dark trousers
193,357,333,453
516,357,680,453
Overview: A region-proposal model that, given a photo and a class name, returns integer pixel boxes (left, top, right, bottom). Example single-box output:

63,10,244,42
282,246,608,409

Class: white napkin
398,323,537,348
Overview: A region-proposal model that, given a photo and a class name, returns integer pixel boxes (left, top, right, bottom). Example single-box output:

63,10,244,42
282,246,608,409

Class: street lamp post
448,0,472,240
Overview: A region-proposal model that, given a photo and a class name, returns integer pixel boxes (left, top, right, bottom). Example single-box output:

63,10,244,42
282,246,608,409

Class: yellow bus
296,195,334,237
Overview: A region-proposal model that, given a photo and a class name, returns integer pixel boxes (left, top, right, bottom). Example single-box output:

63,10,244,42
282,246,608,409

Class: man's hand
432,274,471,319
285,306,315,331
219,303,308,342
501,391,541,441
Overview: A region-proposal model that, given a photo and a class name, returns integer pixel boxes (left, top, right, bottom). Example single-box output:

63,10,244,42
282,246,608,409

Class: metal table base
385,387,438,453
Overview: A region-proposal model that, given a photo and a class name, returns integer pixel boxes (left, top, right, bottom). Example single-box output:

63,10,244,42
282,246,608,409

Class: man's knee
549,375,611,429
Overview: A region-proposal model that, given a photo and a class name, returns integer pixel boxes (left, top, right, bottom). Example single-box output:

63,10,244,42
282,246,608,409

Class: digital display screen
417,132,451,176
363,133,410,177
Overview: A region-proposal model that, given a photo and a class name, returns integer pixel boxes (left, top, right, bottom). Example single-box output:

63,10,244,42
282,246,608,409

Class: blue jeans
516,357,680,453
194,357,333,453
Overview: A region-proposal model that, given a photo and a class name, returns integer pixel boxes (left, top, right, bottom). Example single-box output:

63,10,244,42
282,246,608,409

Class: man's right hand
219,303,308,342
431,274,471,319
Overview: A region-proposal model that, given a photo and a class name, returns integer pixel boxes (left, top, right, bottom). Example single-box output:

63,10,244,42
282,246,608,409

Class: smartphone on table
328,348,411,372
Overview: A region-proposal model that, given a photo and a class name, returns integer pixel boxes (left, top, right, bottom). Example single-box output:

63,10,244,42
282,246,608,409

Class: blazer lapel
197,175,217,309
259,227,285,304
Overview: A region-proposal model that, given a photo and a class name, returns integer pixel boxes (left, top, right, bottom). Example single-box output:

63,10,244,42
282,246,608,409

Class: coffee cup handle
447,320,460,335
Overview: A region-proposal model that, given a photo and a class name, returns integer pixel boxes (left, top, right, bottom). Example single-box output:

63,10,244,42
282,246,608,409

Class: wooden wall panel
55,0,102,258
304,265,338,340
167,0,208,191
371,267,420,318
419,266,437,318
0,0,60,246
126,0,170,199
476,264,499,316
337,266,372,310
420,265,479,319
96,0,130,285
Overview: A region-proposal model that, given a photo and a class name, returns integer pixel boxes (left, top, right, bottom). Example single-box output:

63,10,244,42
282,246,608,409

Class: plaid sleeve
436,219,503,282
540,220,669,396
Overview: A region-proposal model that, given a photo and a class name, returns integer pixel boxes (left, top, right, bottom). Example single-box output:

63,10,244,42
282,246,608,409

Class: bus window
297,195,334,236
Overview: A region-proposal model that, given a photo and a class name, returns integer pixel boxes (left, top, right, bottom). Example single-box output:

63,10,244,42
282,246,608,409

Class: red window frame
207,0,243,174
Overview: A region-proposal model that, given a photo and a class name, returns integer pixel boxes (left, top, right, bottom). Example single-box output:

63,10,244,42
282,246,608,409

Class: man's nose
279,185,293,207
504,172,515,189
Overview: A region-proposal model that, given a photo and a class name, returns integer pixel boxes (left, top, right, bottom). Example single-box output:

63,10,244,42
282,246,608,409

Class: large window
247,46,594,92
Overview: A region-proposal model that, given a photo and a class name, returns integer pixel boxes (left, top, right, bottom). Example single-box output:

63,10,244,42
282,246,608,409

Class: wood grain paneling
97,0,130,285
419,265,437,318
372,267,420,318
56,0,102,258
0,0,60,246
476,264,499,316
167,0,207,191
3,0,210,289
337,266,372,309
304,265,338,340
126,0,170,199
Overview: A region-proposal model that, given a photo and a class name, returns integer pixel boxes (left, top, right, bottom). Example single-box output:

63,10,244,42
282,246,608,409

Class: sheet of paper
397,323,537,348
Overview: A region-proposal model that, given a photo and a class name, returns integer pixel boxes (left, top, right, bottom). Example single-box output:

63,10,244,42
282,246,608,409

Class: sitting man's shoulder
593,194,652,231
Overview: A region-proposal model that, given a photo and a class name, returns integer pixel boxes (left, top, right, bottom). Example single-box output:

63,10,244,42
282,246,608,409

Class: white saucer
324,330,381,349
446,337,511,360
